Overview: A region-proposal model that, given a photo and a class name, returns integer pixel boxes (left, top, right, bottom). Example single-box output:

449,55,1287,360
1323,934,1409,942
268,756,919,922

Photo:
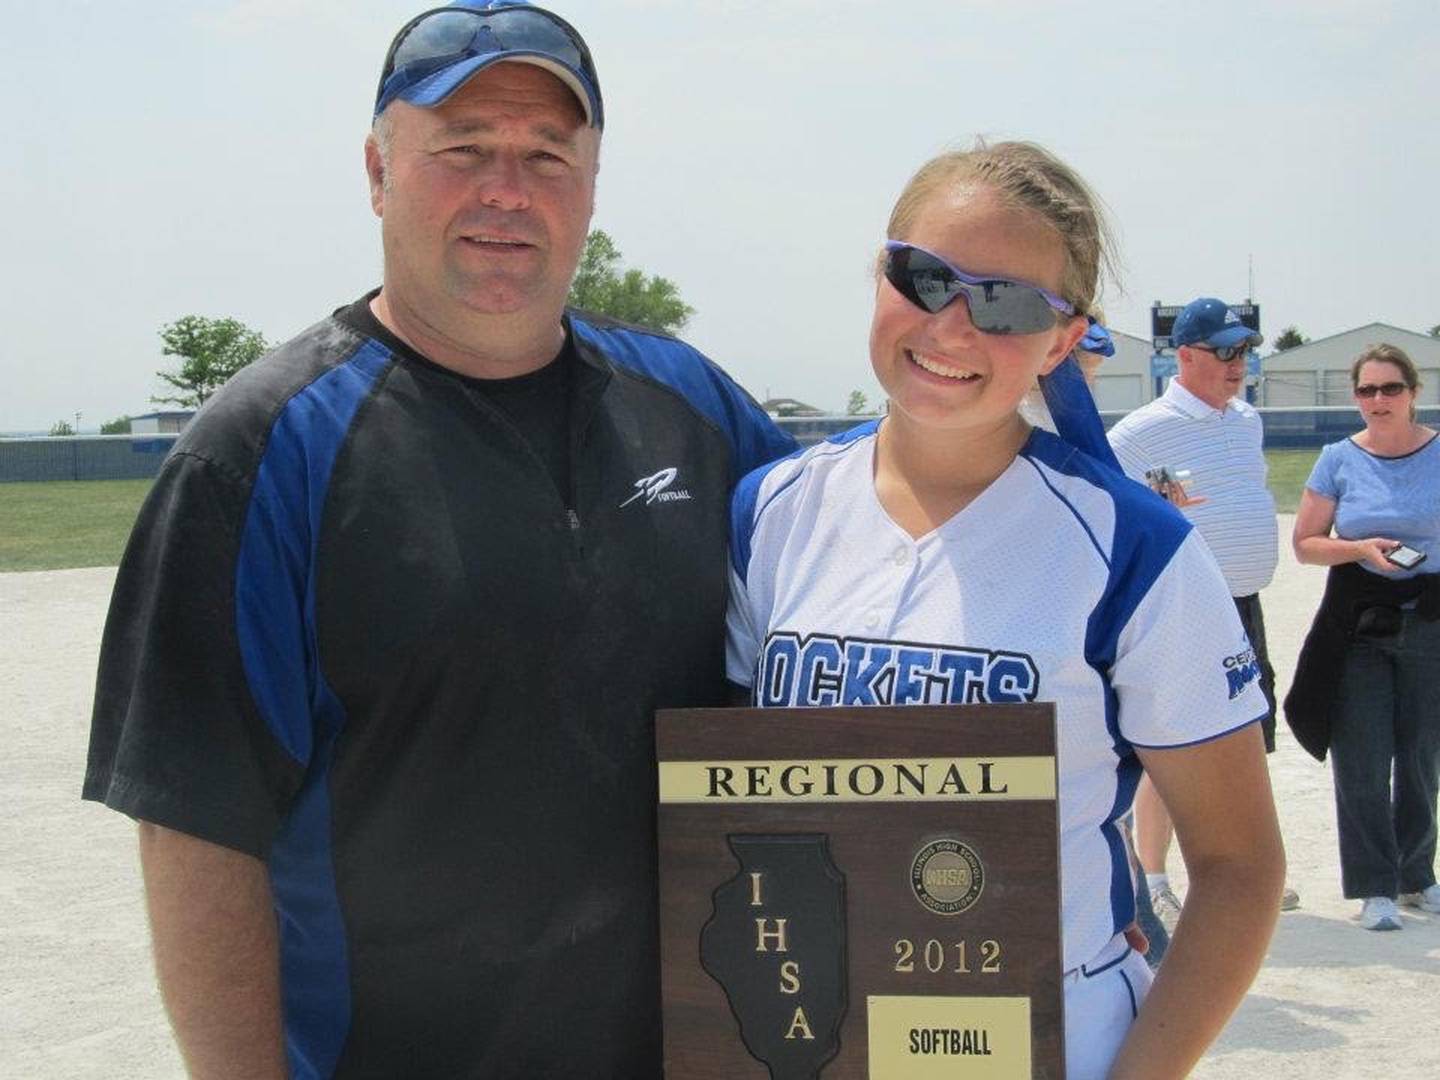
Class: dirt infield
1,567,183,1077
3,517,1436,1078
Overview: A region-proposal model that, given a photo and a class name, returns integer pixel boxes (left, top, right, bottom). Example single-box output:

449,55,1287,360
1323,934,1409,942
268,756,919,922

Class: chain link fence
0,435,179,483
777,406,1440,449
6,406,1437,481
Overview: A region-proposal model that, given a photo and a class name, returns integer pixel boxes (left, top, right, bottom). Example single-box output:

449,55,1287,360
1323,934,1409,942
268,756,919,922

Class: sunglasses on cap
376,5,602,126
1188,343,1250,362
882,241,1076,335
1354,382,1410,398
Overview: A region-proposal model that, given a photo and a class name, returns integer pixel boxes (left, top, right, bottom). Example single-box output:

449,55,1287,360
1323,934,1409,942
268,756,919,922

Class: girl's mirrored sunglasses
1190,344,1250,362
1354,382,1410,398
882,241,1075,335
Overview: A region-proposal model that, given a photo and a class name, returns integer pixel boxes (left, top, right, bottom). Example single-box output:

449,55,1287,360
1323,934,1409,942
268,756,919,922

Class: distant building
1257,323,1440,407
130,411,195,434
767,322,1440,452
1091,328,1159,411
762,397,826,418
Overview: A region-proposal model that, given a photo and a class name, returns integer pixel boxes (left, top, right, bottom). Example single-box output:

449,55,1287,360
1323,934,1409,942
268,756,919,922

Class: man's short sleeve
1110,531,1267,749
83,451,306,857
1106,420,1152,485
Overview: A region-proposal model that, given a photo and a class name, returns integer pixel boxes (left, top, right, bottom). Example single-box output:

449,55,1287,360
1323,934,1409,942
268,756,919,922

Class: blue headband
1037,319,1121,472
1080,319,1115,357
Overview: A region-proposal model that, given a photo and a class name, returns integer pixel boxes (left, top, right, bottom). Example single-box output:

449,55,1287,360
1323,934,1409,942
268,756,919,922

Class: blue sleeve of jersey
571,319,797,478
237,344,390,765
729,465,768,583
1083,474,1193,680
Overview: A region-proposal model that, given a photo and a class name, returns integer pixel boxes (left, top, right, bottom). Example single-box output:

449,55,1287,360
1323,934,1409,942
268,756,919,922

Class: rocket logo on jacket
755,632,1039,707
619,466,693,508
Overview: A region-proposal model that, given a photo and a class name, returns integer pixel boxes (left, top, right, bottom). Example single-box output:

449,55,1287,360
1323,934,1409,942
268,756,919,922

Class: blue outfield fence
0,435,179,483
1253,406,1440,448
778,406,1440,450
5,405,1438,481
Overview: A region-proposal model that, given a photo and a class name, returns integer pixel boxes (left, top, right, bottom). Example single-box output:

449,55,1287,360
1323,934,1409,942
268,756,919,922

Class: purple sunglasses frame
883,240,1076,322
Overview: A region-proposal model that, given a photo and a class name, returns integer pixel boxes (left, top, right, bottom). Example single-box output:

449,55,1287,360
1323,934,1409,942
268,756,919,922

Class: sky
2,0,1437,432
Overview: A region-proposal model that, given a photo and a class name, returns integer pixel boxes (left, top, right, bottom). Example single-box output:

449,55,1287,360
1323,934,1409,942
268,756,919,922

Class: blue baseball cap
1171,297,1263,349
375,1,603,129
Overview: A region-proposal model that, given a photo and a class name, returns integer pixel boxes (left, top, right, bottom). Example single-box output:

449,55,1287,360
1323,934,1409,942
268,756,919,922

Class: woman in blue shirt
1292,343,1440,930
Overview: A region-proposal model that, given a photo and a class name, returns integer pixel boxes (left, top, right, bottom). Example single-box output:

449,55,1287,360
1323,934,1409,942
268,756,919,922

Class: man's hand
1146,469,1208,509
1123,920,1150,956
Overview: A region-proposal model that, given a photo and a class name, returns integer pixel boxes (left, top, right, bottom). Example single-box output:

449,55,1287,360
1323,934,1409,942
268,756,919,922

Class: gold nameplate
658,756,1056,803
867,995,1032,1079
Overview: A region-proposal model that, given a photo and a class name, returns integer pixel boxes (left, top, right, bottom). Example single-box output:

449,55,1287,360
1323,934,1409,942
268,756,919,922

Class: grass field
1264,449,1320,514
0,480,152,572
0,449,1322,573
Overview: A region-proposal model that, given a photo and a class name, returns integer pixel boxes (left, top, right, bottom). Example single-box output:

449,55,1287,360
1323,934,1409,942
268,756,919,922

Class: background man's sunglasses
1354,382,1410,398
882,241,1074,335
1189,344,1251,362
377,6,601,123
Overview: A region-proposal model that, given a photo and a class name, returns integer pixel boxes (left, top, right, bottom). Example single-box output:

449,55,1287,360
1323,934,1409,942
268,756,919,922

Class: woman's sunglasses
882,241,1075,335
1354,382,1411,398
1188,344,1250,362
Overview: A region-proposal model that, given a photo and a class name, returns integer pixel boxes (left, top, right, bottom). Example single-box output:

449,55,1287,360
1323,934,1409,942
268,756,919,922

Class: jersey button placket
870,543,916,636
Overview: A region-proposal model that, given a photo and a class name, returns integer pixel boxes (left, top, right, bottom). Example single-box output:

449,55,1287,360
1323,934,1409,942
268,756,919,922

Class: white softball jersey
726,421,1267,973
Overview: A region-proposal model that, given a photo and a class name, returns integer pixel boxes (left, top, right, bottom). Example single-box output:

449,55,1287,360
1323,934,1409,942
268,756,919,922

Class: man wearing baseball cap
84,4,792,1076
1109,297,1297,944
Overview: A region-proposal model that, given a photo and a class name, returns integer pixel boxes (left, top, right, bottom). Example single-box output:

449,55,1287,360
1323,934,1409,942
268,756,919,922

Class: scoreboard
1150,302,1261,351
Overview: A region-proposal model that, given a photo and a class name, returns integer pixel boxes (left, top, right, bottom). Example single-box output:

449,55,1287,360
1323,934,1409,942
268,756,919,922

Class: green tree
1429,324,1440,338
100,415,132,435
567,230,695,335
48,420,74,436
1273,326,1307,351
846,389,870,416
154,315,269,409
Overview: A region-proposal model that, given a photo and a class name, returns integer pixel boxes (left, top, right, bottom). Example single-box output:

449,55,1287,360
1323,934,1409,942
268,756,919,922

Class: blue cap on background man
1172,297,1264,350
375,1,604,128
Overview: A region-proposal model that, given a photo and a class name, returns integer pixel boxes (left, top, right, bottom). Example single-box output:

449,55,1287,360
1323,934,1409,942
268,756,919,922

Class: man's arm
1106,421,1205,508
139,823,288,1080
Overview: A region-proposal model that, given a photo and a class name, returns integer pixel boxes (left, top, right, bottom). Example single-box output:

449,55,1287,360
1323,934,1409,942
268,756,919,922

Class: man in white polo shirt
1108,296,1296,935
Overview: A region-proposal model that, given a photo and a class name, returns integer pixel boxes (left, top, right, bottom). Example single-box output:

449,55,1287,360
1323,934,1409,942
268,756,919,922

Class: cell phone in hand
1385,544,1427,570
1144,466,1191,491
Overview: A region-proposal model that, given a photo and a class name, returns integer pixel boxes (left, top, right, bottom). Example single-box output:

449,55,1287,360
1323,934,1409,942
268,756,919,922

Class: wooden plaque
657,704,1063,1079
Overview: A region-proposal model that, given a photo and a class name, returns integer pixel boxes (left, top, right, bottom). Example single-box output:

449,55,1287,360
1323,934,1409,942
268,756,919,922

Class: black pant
1330,610,1440,898
1234,593,1276,753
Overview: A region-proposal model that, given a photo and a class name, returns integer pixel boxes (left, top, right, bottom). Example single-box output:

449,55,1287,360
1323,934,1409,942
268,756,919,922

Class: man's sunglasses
376,5,602,124
1354,382,1411,398
882,241,1075,335
1188,343,1251,362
